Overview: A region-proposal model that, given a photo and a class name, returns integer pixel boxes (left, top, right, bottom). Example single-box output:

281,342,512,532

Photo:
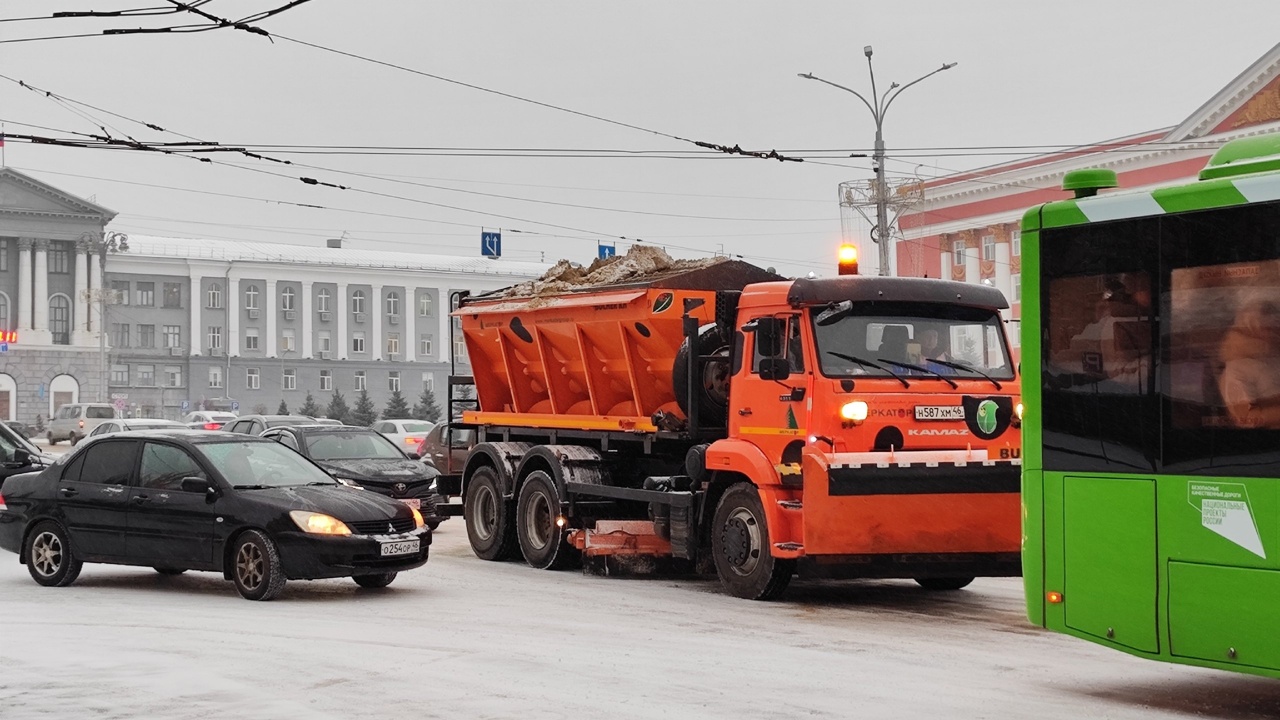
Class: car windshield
86,406,115,419
811,301,1015,380
305,431,406,461
400,422,432,433
264,417,312,429
198,440,336,488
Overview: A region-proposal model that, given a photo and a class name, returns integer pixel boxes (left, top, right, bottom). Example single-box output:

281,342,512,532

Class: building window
1011,230,1021,257
387,333,400,357
1007,319,1021,349
50,243,70,274
245,284,259,310
246,368,260,390
163,325,181,348
319,369,332,391
110,364,129,386
982,234,995,262
454,335,467,362
351,290,365,315
0,293,8,331
354,370,366,391
136,282,155,307
418,293,432,317
352,331,365,354
317,288,330,313
420,335,432,356
952,239,967,265
283,369,296,391
319,331,332,353
50,295,71,345
207,283,223,309
281,287,295,311
165,366,182,388
386,291,400,316
422,373,434,392
1012,273,1021,303
138,324,156,349
245,327,260,351
281,328,296,353
162,282,182,309
111,322,130,348
112,280,130,305
138,365,156,387
208,326,223,350
388,371,400,392
0,239,7,272
209,366,223,389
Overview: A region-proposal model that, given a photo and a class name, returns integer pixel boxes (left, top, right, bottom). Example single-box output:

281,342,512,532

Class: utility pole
800,47,956,277
82,231,129,402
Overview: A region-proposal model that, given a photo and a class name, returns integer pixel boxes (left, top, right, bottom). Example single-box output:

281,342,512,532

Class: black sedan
0,430,430,600
261,425,445,529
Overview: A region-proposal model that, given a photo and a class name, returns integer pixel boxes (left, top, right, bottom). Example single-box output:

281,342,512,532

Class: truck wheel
465,466,517,561
711,482,794,600
516,470,574,570
915,577,975,591
673,324,731,427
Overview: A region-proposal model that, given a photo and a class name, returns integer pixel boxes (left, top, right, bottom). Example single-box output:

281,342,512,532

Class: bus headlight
840,401,869,424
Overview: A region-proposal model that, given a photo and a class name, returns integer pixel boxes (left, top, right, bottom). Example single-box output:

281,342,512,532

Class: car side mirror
407,451,422,460
181,476,215,496
758,358,792,382
7,448,31,468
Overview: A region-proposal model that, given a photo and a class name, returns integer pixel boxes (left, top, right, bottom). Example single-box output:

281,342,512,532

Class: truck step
777,500,803,510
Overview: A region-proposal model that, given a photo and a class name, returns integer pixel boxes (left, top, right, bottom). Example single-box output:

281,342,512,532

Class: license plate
914,405,965,421
380,539,419,557
398,498,421,509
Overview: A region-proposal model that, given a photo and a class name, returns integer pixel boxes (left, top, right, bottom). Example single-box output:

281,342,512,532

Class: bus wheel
711,482,794,600
915,577,974,591
465,466,517,561
516,470,573,570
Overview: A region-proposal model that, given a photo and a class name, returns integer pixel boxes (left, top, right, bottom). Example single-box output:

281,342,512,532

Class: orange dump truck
447,258,1022,599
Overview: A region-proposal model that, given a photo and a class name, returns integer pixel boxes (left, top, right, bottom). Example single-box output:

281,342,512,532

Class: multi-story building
0,168,548,424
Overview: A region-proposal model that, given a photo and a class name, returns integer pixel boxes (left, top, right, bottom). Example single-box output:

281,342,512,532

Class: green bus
1022,131,1280,678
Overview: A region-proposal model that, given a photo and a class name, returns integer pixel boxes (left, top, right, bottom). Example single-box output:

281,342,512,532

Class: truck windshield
812,301,1014,380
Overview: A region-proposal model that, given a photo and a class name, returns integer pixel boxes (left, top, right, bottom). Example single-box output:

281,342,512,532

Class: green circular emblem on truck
976,400,998,435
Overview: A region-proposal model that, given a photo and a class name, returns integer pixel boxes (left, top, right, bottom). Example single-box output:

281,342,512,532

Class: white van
48,403,118,445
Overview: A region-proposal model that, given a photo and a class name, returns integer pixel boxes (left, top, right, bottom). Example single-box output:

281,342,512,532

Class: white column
371,283,383,361
964,248,980,286
189,273,203,355
73,241,89,344
337,282,349,360
17,238,32,332
301,281,313,359
939,251,952,281
227,278,240,356
404,288,417,363
31,239,52,344
438,288,450,363
89,251,101,334
994,241,1012,320
266,279,278,357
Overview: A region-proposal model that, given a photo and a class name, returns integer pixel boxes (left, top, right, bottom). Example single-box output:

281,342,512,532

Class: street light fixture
800,48,957,277
81,231,129,402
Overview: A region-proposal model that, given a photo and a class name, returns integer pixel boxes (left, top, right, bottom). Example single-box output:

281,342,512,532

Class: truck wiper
877,359,959,389
826,351,909,388
928,359,1003,390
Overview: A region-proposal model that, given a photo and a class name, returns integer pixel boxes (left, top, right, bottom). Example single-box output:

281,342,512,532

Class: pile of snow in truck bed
496,245,728,298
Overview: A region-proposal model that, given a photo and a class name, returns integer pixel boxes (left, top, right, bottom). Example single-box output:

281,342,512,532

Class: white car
183,411,239,430
88,418,187,437
372,419,436,451
47,403,119,445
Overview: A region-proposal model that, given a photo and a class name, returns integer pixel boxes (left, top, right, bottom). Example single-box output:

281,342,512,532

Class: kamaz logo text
907,429,969,436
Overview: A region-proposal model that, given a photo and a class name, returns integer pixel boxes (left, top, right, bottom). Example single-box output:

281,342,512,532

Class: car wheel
515,470,574,570
231,529,286,601
46,432,58,446
915,576,975,591
353,572,397,589
69,433,80,446
25,521,82,588
154,567,187,575
711,482,794,600
464,466,517,561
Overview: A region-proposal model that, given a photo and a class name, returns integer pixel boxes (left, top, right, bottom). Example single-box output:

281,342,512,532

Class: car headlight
289,510,352,536
411,507,425,530
840,400,869,423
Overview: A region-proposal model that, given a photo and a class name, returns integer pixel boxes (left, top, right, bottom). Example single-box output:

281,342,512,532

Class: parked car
223,415,314,436
0,421,54,490
47,403,118,445
88,419,186,437
309,418,342,426
415,422,475,475
0,430,431,600
182,411,238,431
262,425,444,529
372,419,435,450
6,421,32,439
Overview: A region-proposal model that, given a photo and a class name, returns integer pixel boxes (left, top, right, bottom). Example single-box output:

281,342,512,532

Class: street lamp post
81,231,129,402
800,47,956,277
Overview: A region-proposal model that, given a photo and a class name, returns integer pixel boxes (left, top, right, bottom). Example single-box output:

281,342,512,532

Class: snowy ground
2,524,1279,719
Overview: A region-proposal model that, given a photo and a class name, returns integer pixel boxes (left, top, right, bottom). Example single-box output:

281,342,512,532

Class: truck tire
711,482,794,600
465,466,517,561
673,324,731,427
915,576,975,591
516,470,574,570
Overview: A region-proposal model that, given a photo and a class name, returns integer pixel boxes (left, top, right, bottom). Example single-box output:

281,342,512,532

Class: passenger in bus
1218,291,1280,429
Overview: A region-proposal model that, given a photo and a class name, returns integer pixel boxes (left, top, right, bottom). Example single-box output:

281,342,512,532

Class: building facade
0,168,548,424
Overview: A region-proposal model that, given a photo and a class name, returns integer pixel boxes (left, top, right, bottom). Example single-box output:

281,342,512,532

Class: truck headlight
840,401,869,423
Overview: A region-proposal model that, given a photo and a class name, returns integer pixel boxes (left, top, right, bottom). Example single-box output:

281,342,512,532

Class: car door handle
59,487,78,497
131,494,151,505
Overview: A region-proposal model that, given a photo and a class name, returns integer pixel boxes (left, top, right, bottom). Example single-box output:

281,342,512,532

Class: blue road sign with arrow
481,231,502,258
598,244,616,260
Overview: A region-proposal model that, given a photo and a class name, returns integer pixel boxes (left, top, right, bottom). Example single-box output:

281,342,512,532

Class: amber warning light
837,244,859,275
1046,591,1064,604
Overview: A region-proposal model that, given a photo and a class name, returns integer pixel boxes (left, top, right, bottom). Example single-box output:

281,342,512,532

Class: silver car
47,403,118,445
87,418,187,438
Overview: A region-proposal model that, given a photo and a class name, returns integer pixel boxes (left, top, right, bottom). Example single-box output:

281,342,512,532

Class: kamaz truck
443,250,1022,599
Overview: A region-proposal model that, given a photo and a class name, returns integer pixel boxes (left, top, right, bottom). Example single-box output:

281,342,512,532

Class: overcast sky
1,1,1276,277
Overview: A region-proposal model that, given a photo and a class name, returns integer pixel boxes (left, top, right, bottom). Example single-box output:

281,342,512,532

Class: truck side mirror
753,317,784,359
758,358,792,382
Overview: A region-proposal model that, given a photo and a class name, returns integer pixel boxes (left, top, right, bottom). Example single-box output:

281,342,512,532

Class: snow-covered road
1,524,1277,719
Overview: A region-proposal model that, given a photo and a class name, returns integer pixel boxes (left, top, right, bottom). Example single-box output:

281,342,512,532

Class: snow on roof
122,234,551,278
